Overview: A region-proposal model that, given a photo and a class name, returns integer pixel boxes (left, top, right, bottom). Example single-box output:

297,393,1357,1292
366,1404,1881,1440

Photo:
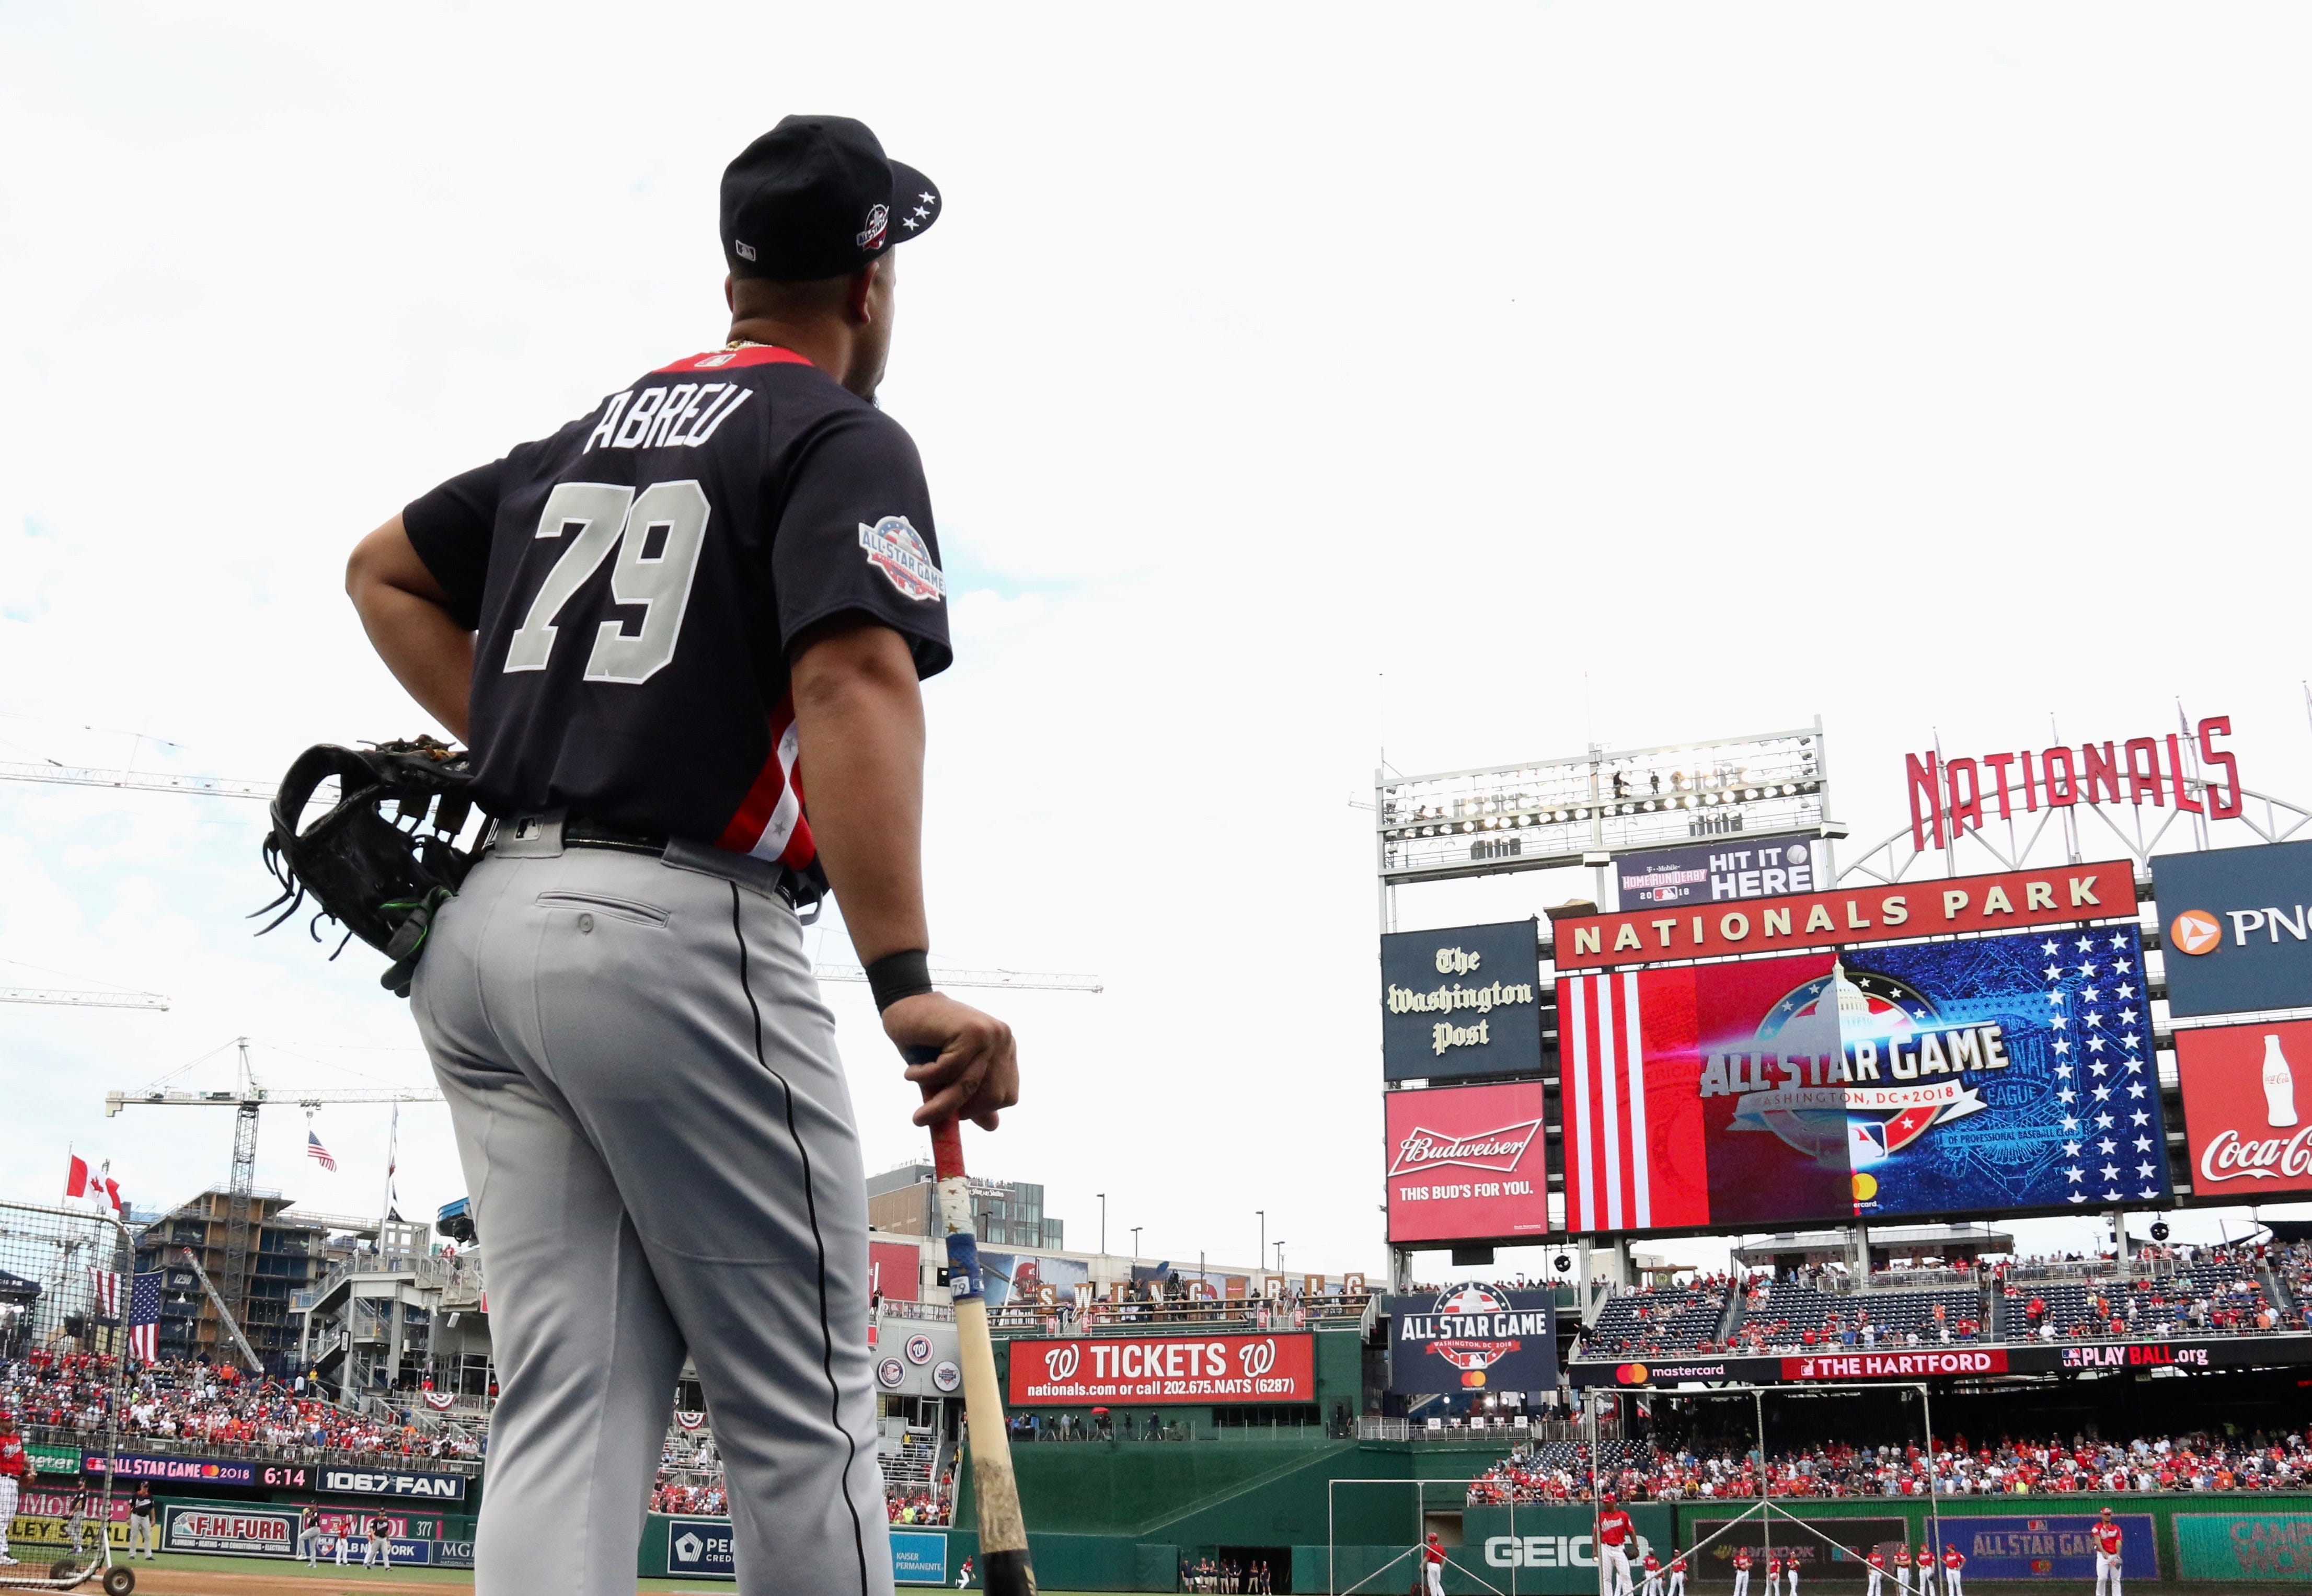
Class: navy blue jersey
402,343,950,897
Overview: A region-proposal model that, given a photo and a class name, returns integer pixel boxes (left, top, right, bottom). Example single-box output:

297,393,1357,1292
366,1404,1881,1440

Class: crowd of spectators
1576,1240,2305,1360
2,1351,483,1463
1467,1426,2312,1503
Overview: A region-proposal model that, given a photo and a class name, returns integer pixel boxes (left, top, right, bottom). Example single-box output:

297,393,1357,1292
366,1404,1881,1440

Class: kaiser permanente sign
1555,862,2137,971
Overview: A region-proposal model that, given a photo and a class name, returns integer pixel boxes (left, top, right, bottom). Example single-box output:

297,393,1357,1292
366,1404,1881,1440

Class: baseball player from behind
345,114,1018,1596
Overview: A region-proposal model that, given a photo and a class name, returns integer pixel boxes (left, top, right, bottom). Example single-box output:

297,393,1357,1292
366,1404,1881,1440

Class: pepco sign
2152,841,2312,1017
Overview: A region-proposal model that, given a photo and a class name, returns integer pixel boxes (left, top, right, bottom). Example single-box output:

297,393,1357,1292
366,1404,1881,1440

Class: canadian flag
65,1155,126,1214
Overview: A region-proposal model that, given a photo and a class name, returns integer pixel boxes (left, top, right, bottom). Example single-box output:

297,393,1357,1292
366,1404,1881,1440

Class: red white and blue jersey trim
716,692,816,870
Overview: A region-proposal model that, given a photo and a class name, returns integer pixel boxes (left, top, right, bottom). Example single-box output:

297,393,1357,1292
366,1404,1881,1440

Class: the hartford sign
1905,715,2243,849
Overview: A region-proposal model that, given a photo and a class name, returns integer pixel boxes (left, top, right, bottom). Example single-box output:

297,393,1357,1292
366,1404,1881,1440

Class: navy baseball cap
721,116,940,281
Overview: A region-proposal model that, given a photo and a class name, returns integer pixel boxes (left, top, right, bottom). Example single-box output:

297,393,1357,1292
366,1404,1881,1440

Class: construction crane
814,963,1102,993
107,1038,444,1360
0,759,271,800
0,986,168,1010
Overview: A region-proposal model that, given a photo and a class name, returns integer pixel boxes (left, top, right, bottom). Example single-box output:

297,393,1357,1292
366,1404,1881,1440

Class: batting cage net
0,1199,137,1593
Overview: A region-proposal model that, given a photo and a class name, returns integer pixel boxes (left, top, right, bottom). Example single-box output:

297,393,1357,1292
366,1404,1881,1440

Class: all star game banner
1558,925,2171,1235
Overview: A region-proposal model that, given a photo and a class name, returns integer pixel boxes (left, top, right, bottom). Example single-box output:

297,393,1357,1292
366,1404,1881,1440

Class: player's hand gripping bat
907,1046,1036,1596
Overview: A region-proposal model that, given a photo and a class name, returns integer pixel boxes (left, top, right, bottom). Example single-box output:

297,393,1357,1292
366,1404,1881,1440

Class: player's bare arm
790,613,1017,1131
346,515,474,742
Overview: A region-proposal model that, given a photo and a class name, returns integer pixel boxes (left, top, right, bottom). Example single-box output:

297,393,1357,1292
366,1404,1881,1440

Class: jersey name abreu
401,343,952,897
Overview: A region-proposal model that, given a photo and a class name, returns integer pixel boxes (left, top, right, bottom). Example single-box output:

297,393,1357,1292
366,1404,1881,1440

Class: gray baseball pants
412,819,891,1596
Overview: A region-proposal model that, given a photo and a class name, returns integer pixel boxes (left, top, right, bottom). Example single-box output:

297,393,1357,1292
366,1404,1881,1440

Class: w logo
1044,1344,1080,1381
1239,1339,1278,1377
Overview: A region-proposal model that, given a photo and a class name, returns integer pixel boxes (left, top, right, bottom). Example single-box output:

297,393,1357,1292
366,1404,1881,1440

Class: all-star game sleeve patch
858,515,946,601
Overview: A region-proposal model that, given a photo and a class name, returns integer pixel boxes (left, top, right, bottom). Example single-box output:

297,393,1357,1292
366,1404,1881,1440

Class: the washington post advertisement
1558,925,2171,1234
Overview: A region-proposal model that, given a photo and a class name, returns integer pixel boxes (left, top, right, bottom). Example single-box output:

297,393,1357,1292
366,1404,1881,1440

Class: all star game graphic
1559,925,2171,1231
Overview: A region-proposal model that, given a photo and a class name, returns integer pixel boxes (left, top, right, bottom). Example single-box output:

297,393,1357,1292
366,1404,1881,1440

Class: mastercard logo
1616,1363,1649,1385
2170,910,2223,956
1852,1172,1879,1201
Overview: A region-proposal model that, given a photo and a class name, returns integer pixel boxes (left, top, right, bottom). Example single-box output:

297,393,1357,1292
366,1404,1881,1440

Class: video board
1558,925,2171,1235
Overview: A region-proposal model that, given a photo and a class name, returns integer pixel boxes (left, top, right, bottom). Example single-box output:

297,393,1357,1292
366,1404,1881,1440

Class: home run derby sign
1005,1333,1314,1404
1386,1282,1557,1394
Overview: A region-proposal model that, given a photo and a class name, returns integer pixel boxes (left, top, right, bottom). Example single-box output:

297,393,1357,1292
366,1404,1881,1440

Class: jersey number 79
503,479,709,684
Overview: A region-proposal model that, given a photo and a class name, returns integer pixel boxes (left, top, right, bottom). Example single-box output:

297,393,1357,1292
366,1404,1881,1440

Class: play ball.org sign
667,1518,738,1578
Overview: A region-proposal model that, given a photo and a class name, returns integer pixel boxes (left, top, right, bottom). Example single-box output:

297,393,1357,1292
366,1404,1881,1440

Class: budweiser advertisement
2177,1018,2312,1198
1384,1080,1549,1244
1554,860,2136,972
1004,1333,1314,1406
1559,925,2172,1236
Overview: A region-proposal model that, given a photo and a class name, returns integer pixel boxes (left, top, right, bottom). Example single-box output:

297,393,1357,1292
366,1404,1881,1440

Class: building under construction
132,1189,372,1370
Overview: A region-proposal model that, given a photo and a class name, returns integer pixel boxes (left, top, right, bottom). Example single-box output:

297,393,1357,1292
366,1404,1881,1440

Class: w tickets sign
1558,925,2170,1234
1005,1333,1313,1405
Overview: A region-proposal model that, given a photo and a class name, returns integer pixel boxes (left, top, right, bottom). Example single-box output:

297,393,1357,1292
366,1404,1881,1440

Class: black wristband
865,949,934,1012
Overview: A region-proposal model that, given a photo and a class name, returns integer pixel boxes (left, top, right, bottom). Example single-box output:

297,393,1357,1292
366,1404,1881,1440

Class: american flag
125,1270,163,1361
90,1269,164,1359
307,1130,338,1172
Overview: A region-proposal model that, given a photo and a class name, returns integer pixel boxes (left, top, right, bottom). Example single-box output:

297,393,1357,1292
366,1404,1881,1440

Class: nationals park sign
1554,860,2137,971
1005,1333,1313,1405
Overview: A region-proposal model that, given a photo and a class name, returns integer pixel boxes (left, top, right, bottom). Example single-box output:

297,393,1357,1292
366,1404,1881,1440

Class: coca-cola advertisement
1558,925,2173,1236
1384,1080,1549,1244
2176,1017,2312,1197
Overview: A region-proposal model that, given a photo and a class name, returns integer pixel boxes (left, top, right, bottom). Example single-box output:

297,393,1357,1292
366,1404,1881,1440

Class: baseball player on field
2092,1507,2124,1596
1639,1548,1663,1596
1665,1548,1686,1596
346,113,1017,1596
298,1504,325,1566
1914,1542,1937,1596
1422,1532,1446,1596
956,1554,973,1588
0,1414,29,1566
1595,1495,1636,1596
365,1512,392,1567
1940,1543,1965,1596
1865,1545,1887,1596
1730,1545,1752,1596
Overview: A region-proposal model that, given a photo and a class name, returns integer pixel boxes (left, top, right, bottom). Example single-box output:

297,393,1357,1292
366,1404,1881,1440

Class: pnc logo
2170,910,2223,956
1043,1344,1080,1382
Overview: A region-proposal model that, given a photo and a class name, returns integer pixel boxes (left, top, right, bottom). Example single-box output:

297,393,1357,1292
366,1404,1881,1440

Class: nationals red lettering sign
1006,1333,1313,1405
1782,1349,2008,1380
1384,1080,1550,1244
2177,1018,2312,1197
1554,862,2136,972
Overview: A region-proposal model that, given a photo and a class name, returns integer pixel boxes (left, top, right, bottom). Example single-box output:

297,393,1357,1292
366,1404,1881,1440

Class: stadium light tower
1130,1225,1141,1259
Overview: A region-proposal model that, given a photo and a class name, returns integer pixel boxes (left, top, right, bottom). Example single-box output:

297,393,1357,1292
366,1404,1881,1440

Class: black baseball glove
254,736,487,996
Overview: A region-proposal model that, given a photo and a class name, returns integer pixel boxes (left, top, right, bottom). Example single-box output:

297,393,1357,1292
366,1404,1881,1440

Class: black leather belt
562,816,673,856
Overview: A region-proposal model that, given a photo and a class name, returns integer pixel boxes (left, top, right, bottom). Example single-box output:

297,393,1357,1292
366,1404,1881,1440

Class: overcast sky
4,4,2310,1283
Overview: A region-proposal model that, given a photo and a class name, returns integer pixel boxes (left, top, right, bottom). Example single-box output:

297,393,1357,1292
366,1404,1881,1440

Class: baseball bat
908,1046,1037,1596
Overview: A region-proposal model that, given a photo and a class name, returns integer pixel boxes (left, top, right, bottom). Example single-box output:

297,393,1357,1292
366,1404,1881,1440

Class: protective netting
0,1200,133,1591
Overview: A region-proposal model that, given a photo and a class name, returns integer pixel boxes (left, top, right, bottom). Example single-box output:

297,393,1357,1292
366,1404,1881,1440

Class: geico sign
2201,1126,2312,1185
1484,1535,1653,1568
